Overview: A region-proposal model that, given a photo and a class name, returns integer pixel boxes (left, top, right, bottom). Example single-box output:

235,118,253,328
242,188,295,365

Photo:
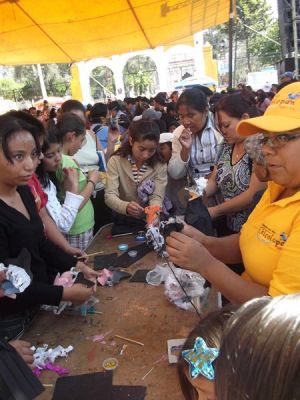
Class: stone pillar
193,32,205,78
111,55,125,98
76,61,92,104
155,46,169,91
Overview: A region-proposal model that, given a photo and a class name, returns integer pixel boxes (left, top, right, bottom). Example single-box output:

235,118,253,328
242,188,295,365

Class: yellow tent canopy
0,0,230,65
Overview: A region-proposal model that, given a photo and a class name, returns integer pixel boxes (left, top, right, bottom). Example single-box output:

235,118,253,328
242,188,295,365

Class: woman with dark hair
168,88,221,183
0,114,97,341
205,94,266,234
216,294,300,400
105,120,167,230
256,89,271,114
166,82,300,304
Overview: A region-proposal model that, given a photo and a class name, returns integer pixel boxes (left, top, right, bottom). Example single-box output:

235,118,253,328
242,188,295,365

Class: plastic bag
164,267,207,312
146,264,171,286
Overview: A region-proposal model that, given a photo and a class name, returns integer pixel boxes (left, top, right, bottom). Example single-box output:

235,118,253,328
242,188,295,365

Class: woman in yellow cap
166,82,300,304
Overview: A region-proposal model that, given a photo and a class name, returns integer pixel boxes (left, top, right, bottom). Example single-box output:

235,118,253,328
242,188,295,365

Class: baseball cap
280,71,294,79
159,132,174,144
142,108,162,120
237,82,300,136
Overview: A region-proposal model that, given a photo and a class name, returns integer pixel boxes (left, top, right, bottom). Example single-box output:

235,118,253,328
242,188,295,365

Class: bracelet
87,179,96,190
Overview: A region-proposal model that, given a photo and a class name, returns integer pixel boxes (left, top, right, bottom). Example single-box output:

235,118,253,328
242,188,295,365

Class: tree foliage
123,55,158,96
204,0,281,82
90,66,116,100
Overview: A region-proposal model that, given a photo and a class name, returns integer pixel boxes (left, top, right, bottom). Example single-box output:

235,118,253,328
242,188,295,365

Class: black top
0,186,76,316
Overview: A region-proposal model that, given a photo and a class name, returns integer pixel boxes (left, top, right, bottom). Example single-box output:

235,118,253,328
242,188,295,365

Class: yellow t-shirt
240,181,300,297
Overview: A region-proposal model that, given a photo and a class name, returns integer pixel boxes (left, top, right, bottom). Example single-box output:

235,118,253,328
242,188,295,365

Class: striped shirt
128,155,148,185
189,113,220,179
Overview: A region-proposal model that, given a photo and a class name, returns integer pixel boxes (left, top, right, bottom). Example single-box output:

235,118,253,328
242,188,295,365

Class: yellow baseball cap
237,82,300,136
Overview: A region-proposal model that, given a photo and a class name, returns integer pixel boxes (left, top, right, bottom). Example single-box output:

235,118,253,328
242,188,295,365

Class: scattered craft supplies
31,344,73,377
167,339,186,363
129,269,150,283
97,269,131,286
0,248,32,298
115,335,144,347
0,339,44,399
94,243,151,270
52,371,146,400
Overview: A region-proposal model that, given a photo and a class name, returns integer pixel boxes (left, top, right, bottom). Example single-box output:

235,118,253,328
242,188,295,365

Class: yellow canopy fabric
0,0,230,65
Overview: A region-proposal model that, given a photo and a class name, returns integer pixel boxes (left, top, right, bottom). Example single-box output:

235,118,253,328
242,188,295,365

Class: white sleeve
168,125,189,180
44,181,84,233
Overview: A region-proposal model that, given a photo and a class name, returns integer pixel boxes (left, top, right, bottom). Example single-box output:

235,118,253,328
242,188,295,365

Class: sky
266,0,278,17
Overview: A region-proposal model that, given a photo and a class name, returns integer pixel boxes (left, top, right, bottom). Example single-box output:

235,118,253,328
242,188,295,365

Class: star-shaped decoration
182,337,219,380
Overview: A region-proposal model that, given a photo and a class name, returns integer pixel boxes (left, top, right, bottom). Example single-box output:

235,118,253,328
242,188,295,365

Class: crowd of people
1,73,300,399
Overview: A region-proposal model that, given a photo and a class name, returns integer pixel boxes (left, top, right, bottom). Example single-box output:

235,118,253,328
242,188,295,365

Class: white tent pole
36,64,47,99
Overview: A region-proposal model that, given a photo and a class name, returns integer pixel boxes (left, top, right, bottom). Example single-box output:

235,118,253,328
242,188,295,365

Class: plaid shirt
189,113,219,179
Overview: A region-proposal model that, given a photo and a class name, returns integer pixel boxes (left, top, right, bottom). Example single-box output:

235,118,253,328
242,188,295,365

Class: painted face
177,105,208,135
130,138,158,165
159,143,172,163
262,132,300,192
0,131,37,186
43,143,62,172
216,111,244,145
185,369,216,400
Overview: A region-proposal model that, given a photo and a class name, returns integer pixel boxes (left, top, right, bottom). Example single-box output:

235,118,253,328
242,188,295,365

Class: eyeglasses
258,133,300,148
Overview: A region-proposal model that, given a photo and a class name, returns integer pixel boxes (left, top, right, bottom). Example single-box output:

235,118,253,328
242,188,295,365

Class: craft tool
114,335,144,347
141,367,154,380
77,251,104,259
118,244,128,251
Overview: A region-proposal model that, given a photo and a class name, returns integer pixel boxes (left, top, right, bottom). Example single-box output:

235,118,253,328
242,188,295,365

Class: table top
24,225,217,399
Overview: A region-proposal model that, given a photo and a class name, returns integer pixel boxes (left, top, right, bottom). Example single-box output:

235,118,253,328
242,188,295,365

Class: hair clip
182,337,219,380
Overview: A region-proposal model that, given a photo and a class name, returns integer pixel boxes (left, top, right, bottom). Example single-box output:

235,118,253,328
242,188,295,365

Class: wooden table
24,225,217,399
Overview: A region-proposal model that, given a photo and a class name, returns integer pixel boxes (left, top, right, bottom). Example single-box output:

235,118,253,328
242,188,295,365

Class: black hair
124,97,135,105
49,112,85,144
49,107,57,119
6,110,45,140
61,99,85,114
90,103,108,123
114,119,164,167
0,113,41,163
176,88,208,113
166,119,180,131
166,103,177,113
107,100,122,112
36,130,60,188
216,94,260,119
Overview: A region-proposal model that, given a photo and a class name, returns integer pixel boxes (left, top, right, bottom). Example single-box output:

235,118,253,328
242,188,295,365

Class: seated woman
166,82,300,303
105,120,167,233
205,94,266,234
36,131,84,233
0,114,97,341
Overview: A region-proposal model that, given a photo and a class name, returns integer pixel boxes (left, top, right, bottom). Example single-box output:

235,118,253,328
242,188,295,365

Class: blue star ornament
182,337,219,380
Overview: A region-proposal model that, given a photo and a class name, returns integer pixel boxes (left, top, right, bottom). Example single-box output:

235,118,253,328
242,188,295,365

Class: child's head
116,120,164,166
0,114,40,186
51,112,86,156
36,131,61,187
178,306,237,400
215,294,300,400
159,132,174,163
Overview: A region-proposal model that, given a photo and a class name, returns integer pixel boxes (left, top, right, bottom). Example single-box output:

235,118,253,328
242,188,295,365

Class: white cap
159,132,174,144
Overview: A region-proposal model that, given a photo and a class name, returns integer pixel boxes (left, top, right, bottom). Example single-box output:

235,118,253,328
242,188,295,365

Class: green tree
123,56,158,96
204,0,281,83
90,66,116,100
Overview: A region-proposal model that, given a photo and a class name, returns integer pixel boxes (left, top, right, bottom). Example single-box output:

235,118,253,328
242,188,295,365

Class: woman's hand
9,340,34,368
87,170,101,185
208,205,220,220
107,127,120,145
179,128,193,151
63,284,93,305
166,231,215,274
63,167,79,194
126,201,144,218
181,223,208,245
76,261,99,280
0,270,6,298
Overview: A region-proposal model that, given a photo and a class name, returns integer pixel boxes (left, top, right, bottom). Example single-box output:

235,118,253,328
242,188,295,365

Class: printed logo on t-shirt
257,224,287,248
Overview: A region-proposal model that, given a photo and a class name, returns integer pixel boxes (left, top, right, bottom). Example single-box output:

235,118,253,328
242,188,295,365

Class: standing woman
168,88,221,182
0,114,96,341
205,94,266,234
105,120,167,232
53,112,101,250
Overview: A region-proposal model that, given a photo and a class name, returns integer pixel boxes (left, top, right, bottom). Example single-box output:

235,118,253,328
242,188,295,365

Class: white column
155,47,169,91
77,61,93,104
111,55,125,98
193,32,205,78
36,64,47,99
